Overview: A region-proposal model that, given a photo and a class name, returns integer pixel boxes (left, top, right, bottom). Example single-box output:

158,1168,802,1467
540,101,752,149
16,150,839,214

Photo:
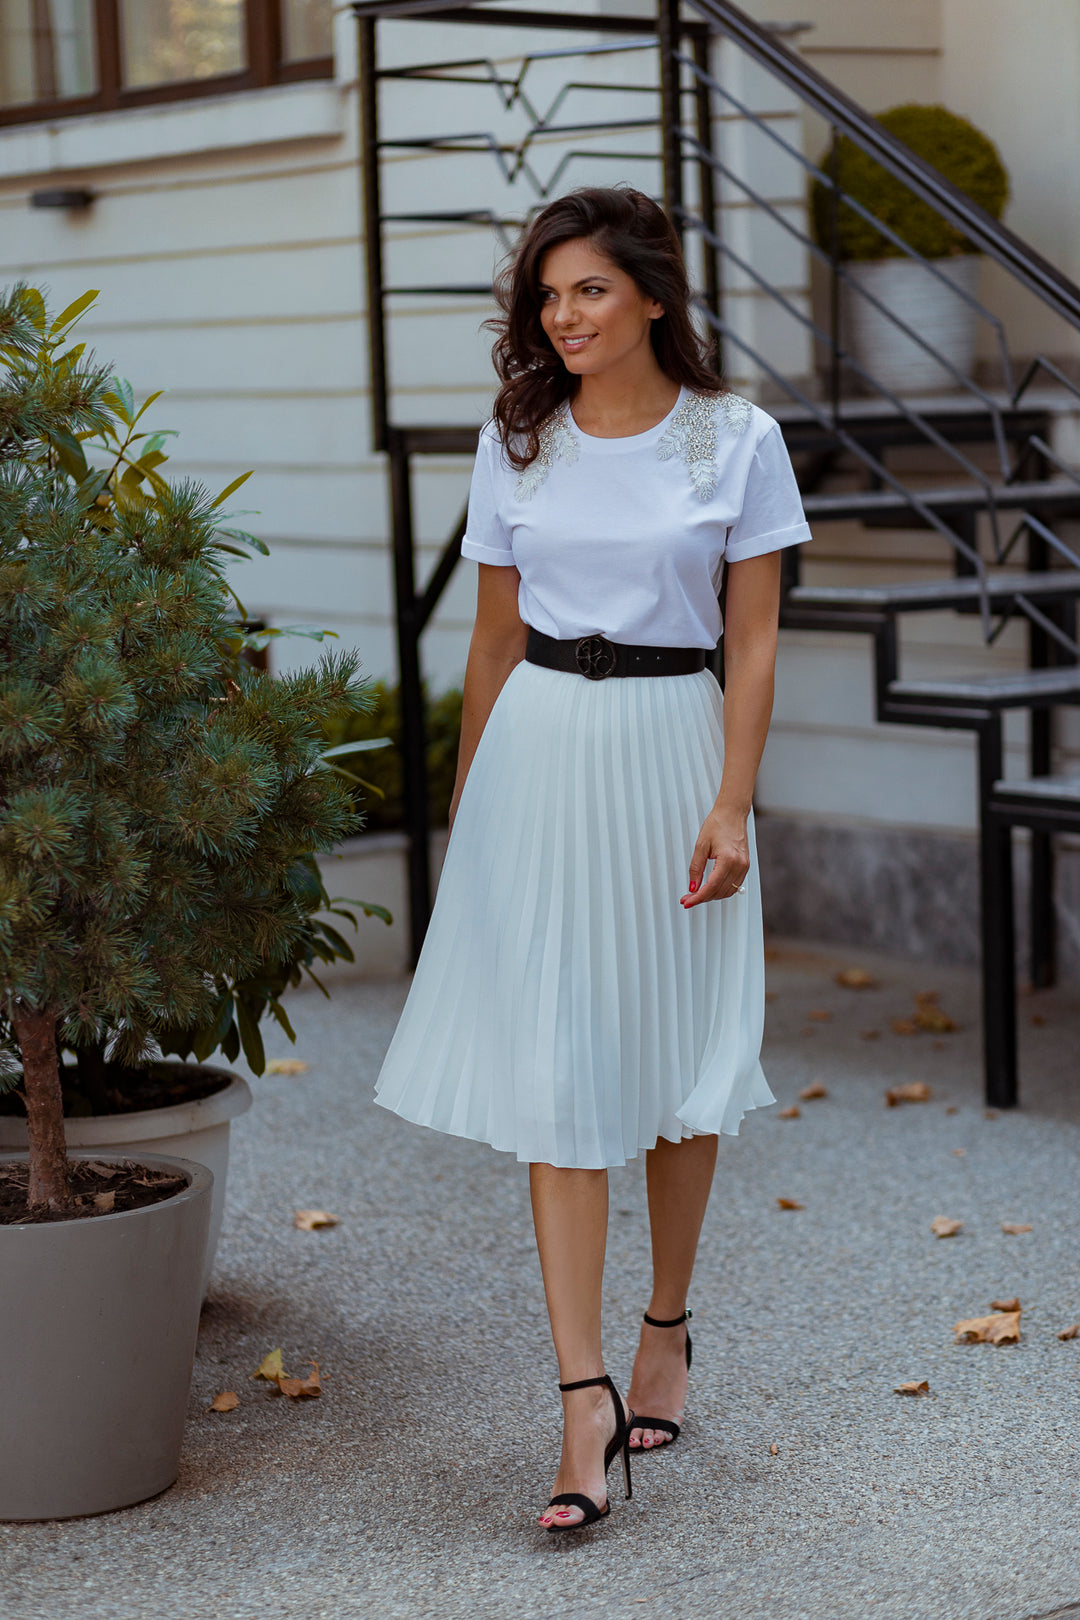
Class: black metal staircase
351,0,1080,1107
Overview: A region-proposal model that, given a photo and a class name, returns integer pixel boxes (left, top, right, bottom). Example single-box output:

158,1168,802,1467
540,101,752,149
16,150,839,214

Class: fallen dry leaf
251,1348,285,1383
765,991,778,1003
891,1018,918,1036
990,1297,1021,1312
276,1362,322,1400
984,1110,998,1120
209,1391,239,1413
954,1311,1021,1345
836,967,878,990
885,1082,931,1107
1057,1324,1079,1341
945,1106,958,1115
860,1029,881,1041
800,1082,828,1100
894,1380,930,1396
930,1217,963,1238
85,1161,119,1179
914,992,957,1033
799,1026,818,1037
952,1148,967,1157
93,1190,116,1213
776,1197,804,1211
769,1442,779,1455
1001,1222,1033,1235
294,1209,340,1231
808,1009,832,1023
266,1058,309,1075
777,1106,800,1120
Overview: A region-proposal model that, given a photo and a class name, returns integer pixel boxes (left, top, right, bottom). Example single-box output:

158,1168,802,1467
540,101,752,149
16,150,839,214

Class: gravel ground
1,938,1078,1620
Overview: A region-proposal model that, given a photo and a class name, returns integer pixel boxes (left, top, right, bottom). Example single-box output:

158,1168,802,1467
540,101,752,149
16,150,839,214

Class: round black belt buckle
575,635,618,680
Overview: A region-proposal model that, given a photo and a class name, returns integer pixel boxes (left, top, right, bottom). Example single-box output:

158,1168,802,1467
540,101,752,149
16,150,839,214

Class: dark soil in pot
0,1058,232,1121
0,1159,190,1225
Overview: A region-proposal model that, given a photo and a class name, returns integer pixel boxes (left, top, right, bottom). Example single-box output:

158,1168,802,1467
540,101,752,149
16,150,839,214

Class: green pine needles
0,285,376,1211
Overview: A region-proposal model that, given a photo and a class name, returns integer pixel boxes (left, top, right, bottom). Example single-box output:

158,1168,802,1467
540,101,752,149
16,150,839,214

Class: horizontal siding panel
1,178,361,269
6,244,363,329
756,724,1030,831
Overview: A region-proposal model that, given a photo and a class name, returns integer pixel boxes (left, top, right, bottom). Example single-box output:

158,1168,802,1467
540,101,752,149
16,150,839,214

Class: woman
375,186,810,1531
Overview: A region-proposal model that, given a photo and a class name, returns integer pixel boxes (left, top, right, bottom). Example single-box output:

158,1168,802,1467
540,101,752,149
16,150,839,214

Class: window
0,0,333,123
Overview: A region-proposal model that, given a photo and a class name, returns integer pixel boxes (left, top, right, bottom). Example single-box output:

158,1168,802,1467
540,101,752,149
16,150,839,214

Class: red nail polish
689,880,698,893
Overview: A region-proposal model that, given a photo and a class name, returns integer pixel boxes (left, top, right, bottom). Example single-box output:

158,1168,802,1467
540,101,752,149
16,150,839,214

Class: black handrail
358,0,1080,335
685,0,1080,335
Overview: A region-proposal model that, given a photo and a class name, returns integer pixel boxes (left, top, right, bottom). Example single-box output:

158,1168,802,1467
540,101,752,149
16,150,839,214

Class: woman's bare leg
627,1132,718,1448
530,1163,625,1527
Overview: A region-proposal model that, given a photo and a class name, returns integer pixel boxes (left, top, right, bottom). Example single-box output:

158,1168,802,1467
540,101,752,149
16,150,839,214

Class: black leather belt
525,627,708,681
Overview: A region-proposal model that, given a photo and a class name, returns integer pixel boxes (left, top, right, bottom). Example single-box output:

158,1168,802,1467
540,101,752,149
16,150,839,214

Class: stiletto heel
544,1373,633,1532
631,1307,692,1449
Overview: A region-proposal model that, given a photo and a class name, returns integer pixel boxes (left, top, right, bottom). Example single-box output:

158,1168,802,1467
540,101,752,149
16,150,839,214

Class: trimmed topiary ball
811,104,1009,261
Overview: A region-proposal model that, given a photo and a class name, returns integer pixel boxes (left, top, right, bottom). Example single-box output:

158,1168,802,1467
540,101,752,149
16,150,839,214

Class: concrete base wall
756,814,1080,989
315,831,449,979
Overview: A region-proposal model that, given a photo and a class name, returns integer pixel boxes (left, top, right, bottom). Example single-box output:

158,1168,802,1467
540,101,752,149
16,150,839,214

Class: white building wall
1,0,1078,971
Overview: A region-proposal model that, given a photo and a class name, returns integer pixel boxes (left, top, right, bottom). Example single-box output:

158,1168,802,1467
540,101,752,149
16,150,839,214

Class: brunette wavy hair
489,186,722,470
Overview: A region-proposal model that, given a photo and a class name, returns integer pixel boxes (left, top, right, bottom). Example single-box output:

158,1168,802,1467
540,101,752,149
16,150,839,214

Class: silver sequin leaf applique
514,408,580,500
656,391,753,501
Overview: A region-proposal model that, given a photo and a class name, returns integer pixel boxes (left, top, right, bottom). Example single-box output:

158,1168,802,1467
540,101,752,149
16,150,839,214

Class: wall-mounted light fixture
30,188,95,210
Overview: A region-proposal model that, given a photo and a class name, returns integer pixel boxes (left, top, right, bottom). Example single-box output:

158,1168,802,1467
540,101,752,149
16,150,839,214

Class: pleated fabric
373,660,775,1168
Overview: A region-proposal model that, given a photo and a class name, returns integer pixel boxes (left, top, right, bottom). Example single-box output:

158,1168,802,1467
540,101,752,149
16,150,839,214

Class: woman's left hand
680,806,750,908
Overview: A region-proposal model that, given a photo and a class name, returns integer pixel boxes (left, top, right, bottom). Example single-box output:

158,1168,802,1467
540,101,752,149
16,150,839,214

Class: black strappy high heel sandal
630,1307,693,1449
544,1373,633,1532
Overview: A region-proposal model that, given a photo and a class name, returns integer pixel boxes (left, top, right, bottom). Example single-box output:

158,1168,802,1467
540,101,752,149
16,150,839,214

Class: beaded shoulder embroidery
514,408,580,500
657,391,753,500
513,389,752,501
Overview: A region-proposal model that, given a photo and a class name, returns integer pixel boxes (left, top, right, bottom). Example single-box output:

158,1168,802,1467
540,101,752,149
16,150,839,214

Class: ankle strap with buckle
558,1373,615,1393
642,1308,692,1328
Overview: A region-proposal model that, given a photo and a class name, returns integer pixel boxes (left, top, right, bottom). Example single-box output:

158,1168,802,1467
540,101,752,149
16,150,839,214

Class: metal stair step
889,667,1080,708
992,773,1080,805
802,479,1080,523
787,570,1080,614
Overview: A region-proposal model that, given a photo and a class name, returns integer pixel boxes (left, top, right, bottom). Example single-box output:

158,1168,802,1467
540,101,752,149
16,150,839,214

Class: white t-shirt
460,386,811,649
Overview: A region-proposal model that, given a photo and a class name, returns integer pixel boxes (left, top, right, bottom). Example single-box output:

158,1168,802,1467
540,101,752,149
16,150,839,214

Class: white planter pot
0,1064,250,1295
842,254,982,395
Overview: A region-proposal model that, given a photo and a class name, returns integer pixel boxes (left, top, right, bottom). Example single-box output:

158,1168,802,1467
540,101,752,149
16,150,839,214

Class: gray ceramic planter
0,1064,250,1294
0,1152,212,1521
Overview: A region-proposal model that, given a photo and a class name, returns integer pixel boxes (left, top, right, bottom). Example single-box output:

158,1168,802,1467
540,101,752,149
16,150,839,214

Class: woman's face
537,237,663,377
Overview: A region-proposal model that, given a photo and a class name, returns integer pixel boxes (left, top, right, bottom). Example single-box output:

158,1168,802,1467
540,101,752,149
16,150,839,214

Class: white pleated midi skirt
374,660,775,1168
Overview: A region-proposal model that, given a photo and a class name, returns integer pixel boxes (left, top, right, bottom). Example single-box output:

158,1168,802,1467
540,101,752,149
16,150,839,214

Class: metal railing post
388,438,433,967
978,715,1018,1108
692,27,721,371
827,126,842,424
358,16,389,452
658,0,684,233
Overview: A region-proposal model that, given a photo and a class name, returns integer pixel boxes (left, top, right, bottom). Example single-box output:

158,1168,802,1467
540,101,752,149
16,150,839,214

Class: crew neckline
565,386,686,452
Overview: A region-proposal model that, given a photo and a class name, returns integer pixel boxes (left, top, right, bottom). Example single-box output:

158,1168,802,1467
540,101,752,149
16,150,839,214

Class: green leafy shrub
811,104,1009,261
0,285,383,1209
323,682,463,832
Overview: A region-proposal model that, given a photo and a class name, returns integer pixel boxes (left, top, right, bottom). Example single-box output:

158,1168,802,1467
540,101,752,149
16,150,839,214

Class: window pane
281,0,332,63
0,0,96,107
120,0,244,89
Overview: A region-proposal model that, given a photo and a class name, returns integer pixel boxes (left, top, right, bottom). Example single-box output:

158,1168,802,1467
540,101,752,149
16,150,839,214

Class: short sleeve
460,426,516,566
724,422,811,563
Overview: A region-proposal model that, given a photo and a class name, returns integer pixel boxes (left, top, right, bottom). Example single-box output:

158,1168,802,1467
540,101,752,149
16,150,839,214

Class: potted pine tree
812,104,1010,393
0,287,390,1294
0,285,374,1519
